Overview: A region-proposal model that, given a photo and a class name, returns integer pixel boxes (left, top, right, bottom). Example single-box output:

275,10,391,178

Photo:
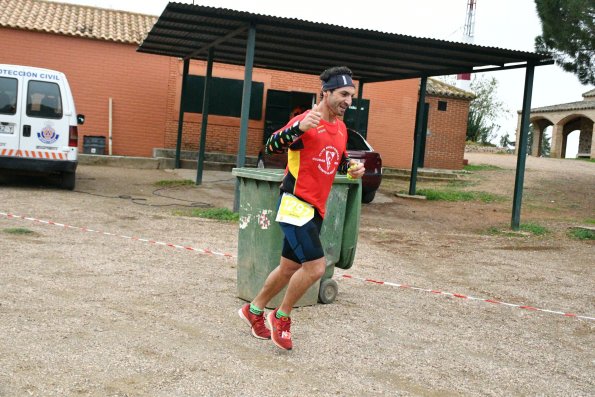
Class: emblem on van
37,126,59,144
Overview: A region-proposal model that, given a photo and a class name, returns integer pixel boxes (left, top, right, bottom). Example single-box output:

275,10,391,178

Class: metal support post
196,48,214,185
175,58,190,169
408,76,428,196
233,23,256,212
511,63,535,230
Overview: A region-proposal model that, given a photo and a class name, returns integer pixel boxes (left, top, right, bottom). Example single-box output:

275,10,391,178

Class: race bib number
275,193,315,226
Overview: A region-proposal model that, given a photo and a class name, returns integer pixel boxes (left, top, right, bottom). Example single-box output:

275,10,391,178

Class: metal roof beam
184,24,249,60
471,59,554,73
146,32,485,73
253,25,529,65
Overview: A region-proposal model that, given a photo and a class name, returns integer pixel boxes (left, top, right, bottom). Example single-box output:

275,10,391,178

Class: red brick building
0,0,474,170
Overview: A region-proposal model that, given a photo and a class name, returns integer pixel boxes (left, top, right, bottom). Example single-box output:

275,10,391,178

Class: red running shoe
238,303,271,340
267,309,292,350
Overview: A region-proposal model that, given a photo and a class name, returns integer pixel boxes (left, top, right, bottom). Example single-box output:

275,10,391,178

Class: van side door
0,73,22,156
20,76,68,160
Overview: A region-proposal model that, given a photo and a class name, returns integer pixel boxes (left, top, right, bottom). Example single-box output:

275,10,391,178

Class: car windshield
347,130,371,151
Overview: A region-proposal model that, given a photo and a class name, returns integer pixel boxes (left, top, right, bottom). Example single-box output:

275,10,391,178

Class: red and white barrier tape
337,274,595,321
0,212,235,259
3,211,592,322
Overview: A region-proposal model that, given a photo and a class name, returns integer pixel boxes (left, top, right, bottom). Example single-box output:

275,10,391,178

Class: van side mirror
77,114,85,125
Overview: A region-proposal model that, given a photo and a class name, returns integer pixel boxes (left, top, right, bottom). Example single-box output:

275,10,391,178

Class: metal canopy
137,2,554,229
138,2,552,82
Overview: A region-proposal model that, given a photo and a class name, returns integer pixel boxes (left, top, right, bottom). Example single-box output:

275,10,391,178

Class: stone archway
552,115,594,158
528,117,553,157
516,89,595,159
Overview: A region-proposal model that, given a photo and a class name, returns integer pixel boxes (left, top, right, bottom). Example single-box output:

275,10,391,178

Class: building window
438,100,448,111
182,75,264,120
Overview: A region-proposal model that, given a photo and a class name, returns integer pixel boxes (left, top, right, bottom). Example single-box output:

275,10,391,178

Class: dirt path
0,154,593,396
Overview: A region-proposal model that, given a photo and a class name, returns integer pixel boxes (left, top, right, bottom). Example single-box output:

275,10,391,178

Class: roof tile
530,99,595,113
0,0,156,44
426,78,476,100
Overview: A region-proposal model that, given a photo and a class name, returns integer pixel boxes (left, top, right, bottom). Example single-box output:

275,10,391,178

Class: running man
238,66,364,351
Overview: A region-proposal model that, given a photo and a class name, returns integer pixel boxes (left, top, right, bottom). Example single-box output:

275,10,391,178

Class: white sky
51,0,592,155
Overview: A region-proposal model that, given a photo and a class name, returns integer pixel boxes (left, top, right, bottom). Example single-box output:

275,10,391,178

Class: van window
0,77,18,115
27,81,63,119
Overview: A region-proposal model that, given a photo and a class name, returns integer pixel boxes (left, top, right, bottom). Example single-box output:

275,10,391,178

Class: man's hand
299,103,322,132
347,159,365,179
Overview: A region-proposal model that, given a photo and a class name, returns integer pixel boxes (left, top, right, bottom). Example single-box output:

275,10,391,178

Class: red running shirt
280,111,349,218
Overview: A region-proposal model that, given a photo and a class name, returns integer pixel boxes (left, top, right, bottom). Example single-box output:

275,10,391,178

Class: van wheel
61,172,76,190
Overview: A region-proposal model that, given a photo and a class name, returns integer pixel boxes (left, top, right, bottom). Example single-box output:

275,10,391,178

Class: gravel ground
0,154,593,396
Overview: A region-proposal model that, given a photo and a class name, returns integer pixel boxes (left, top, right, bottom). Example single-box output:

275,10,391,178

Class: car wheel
362,190,376,204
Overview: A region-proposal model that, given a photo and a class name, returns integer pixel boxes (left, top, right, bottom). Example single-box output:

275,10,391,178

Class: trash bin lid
232,167,284,182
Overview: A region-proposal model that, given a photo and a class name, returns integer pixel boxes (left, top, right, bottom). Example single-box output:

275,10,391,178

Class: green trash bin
232,167,361,307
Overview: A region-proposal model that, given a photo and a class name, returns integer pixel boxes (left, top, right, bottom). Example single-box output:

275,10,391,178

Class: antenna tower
456,0,476,90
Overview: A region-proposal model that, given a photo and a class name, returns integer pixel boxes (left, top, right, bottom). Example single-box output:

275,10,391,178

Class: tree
466,76,510,144
527,124,552,157
541,134,552,157
534,0,595,85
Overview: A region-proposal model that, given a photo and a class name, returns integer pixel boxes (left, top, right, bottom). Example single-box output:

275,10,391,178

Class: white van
0,64,84,190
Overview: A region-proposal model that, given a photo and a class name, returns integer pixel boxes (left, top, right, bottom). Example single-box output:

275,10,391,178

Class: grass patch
446,179,479,188
416,188,503,203
568,228,595,240
519,223,549,236
179,207,239,222
486,223,549,237
584,219,595,225
486,226,525,237
154,179,195,187
487,226,528,237
463,164,502,171
3,227,35,235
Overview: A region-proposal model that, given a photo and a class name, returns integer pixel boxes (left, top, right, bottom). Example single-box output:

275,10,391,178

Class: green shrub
568,228,595,240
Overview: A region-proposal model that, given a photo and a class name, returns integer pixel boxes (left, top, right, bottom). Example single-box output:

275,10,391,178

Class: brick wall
163,63,426,167
363,79,419,169
1,28,470,169
163,60,323,158
0,28,170,157
423,96,470,170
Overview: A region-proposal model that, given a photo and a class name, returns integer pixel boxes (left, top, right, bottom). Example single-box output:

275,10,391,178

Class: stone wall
464,144,507,153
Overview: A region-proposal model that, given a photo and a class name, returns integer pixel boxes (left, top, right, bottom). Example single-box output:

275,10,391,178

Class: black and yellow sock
249,303,263,315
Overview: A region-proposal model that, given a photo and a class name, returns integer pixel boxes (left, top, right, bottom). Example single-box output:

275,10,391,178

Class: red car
257,129,382,203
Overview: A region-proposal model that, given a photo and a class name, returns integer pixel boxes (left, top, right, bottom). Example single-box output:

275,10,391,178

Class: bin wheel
318,279,338,304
